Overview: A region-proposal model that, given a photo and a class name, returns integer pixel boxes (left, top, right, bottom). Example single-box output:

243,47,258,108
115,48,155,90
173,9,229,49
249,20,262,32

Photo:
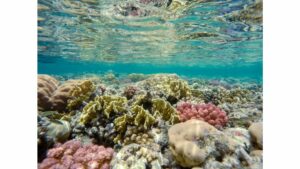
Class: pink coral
38,140,114,169
177,102,228,128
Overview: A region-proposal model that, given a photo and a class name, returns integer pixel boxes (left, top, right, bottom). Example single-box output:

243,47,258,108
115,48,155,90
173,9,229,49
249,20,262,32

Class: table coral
38,140,114,169
168,119,259,168
177,102,228,128
38,75,60,111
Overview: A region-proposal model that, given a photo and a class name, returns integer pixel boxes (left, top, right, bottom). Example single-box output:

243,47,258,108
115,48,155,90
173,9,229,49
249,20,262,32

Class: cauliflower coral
177,102,228,128
38,140,114,169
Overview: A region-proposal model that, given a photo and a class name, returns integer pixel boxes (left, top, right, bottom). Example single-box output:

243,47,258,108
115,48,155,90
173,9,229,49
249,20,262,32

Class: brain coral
38,76,95,112
38,140,114,169
168,119,256,168
177,102,228,128
38,75,59,111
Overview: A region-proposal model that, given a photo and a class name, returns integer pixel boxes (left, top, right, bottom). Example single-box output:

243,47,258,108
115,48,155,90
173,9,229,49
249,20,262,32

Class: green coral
152,99,180,125
67,80,95,111
79,95,127,125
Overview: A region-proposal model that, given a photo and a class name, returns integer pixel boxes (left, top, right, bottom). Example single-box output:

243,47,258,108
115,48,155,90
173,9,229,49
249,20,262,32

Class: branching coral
38,140,114,169
67,80,95,111
79,95,127,125
177,102,228,128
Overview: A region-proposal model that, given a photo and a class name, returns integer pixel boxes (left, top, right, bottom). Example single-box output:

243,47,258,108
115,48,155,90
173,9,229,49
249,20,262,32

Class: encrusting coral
177,102,228,128
38,140,114,169
79,95,127,125
168,119,260,168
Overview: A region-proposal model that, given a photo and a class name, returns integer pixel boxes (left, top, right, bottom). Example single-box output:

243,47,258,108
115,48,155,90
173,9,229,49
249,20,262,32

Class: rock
248,122,263,149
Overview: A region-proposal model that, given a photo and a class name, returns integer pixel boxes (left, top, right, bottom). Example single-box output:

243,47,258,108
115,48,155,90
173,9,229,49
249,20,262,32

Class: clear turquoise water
38,0,262,82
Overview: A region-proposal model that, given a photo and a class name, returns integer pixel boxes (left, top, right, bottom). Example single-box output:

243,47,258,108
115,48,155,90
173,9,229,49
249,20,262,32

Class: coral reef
177,102,228,128
79,95,127,125
38,75,60,111
168,119,261,168
38,140,114,169
38,73,263,168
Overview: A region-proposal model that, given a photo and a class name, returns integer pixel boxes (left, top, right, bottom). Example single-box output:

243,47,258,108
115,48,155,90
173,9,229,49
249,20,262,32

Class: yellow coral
131,105,156,130
152,99,180,125
67,80,95,111
114,114,131,133
79,95,127,125
140,75,191,100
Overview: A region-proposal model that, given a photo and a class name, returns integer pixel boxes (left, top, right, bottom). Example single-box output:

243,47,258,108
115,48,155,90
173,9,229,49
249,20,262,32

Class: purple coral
38,140,114,169
177,102,228,128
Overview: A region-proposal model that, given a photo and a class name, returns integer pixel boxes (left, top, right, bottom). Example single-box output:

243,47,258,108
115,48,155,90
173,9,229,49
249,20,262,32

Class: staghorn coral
168,119,260,168
152,98,180,125
38,75,60,111
67,80,95,111
38,140,114,169
177,102,228,128
79,95,127,125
